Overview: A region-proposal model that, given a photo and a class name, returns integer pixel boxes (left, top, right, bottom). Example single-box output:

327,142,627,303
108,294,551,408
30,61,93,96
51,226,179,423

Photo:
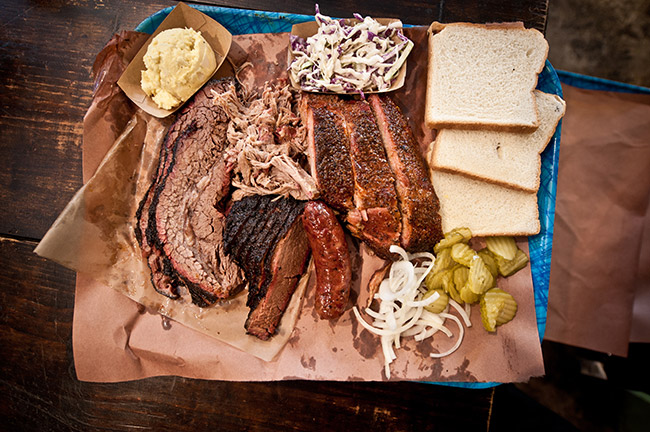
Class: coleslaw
289,6,414,94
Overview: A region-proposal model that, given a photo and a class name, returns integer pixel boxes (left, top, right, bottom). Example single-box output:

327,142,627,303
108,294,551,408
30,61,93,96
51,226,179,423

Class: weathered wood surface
0,1,549,429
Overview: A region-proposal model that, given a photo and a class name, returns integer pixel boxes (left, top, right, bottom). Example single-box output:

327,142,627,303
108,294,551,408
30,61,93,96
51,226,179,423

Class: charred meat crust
251,199,307,310
224,197,274,261
224,195,309,340
245,216,311,340
301,94,355,212
338,99,401,259
141,123,199,301
225,196,287,306
135,77,245,307
242,199,298,307
368,94,443,251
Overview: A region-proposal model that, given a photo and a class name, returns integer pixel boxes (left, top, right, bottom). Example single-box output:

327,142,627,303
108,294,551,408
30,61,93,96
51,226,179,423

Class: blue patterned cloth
136,5,565,388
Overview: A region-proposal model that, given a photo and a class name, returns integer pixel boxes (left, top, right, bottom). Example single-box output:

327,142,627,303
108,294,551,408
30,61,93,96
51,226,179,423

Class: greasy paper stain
300,355,316,371
501,334,516,372
287,327,301,347
416,338,434,357
444,358,477,382
353,329,378,359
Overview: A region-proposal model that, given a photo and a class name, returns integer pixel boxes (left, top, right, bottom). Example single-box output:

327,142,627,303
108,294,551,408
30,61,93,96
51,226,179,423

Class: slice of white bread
430,170,540,236
430,90,566,192
425,22,549,132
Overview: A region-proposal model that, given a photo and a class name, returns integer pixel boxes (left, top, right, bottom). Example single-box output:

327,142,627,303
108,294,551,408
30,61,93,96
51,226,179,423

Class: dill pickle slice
480,288,518,332
450,243,477,267
434,227,472,254
477,249,499,279
423,289,449,314
468,255,495,295
460,285,480,304
425,266,447,291
495,248,530,277
453,266,469,288
485,236,518,260
432,247,453,274
454,266,477,304
442,266,462,304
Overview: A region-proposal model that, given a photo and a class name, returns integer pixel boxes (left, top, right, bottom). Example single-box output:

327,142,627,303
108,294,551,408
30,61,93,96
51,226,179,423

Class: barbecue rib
301,94,401,259
368,94,443,251
301,94,355,212
224,195,310,340
135,77,245,307
339,98,401,258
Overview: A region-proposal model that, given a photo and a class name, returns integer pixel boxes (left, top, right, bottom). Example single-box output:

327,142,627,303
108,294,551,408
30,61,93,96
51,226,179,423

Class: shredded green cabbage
289,8,413,94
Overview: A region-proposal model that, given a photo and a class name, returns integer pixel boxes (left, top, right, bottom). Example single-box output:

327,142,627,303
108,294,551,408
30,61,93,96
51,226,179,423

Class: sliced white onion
405,290,440,308
414,326,442,341
464,303,472,321
352,244,472,379
389,244,410,261
449,299,472,328
430,313,465,358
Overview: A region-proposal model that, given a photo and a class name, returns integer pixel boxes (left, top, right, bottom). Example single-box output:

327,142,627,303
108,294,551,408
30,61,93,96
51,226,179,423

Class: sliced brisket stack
135,77,245,307
301,93,443,257
224,195,310,340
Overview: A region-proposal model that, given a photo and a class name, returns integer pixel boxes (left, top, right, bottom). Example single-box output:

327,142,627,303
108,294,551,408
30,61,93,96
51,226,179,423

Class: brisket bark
224,195,309,340
135,77,245,307
368,94,443,251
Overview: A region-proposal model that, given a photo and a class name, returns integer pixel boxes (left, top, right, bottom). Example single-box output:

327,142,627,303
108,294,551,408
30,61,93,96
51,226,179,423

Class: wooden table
0,1,548,430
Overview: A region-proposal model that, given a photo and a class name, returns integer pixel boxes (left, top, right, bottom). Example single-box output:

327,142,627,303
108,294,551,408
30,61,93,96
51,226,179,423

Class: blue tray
557,70,650,94
136,6,564,388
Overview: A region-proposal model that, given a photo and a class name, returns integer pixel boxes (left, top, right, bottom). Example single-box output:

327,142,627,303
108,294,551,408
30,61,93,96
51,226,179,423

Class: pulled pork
211,80,317,201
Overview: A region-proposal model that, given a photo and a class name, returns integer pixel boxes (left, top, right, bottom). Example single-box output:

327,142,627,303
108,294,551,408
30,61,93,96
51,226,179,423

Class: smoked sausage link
302,200,352,319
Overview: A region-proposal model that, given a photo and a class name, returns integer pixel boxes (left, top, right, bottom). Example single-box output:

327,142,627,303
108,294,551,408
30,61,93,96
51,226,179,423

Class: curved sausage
302,200,352,319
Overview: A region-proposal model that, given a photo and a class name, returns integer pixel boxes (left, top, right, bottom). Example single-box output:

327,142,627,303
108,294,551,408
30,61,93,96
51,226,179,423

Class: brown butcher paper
545,85,650,356
35,27,545,382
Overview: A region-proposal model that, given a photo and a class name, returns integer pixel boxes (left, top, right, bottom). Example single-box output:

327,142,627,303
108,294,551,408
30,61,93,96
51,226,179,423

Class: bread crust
427,21,526,35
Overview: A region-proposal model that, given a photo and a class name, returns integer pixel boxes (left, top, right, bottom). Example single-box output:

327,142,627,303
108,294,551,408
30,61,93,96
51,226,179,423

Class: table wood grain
0,1,548,430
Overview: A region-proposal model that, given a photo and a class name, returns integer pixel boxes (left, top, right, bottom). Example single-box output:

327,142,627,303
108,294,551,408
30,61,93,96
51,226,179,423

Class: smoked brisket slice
224,195,309,340
135,77,245,306
245,216,310,340
224,195,290,302
368,94,443,251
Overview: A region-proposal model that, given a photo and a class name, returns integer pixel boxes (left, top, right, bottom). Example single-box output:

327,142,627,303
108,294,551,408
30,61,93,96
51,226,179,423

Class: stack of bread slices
425,22,566,237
